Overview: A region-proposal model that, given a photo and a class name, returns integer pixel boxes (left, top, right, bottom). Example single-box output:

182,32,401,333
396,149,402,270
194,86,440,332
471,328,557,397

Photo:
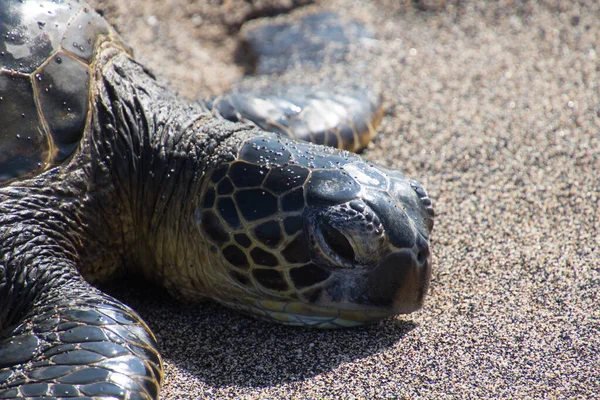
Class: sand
89,0,599,398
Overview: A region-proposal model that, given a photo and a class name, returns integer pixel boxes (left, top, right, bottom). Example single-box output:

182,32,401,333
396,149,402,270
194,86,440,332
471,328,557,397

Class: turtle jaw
364,247,432,314
296,245,432,321
218,244,431,328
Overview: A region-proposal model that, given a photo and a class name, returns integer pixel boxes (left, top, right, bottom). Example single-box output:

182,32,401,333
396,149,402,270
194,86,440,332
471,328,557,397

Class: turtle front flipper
0,272,162,399
207,86,383,152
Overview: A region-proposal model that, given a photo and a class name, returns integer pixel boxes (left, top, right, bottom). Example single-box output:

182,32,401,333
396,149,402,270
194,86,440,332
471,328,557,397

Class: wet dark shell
0,0,124,184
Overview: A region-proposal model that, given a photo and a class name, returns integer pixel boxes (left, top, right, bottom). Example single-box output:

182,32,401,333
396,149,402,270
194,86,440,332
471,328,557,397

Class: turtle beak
308,209,432,316
360,177,433,313
303,172,434,318
366,247,432,313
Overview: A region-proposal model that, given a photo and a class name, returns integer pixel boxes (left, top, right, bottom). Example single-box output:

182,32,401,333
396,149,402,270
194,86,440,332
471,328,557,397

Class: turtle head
196,134,434,328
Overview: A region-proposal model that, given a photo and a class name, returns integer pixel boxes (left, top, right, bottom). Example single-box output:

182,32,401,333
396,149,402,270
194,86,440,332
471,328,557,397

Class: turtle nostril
417,248,429,265
321,224,355,262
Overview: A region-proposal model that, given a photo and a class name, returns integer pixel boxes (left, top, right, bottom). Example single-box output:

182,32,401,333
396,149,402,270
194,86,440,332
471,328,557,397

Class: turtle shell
0,0,124,185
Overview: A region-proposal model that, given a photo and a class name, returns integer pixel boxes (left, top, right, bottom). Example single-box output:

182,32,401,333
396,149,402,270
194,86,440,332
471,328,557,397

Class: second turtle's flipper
206,11,384,152
206,86,383,152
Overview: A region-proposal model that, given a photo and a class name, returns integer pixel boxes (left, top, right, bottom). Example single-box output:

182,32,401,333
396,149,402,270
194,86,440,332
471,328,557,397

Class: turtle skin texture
208,85,383,152
0,1,434,399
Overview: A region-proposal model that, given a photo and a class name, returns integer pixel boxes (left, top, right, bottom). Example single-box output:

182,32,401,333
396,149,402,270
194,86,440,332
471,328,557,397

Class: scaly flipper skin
0,174,162,398
0,282,162,399
207,86,384,152
0,1,434,398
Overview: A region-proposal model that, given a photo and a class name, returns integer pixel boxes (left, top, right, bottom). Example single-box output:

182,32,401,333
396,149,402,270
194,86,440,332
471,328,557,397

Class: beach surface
90,0,599,398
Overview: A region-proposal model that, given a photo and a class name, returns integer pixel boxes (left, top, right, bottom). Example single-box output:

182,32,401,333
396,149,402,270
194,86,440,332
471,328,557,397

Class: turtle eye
321,224,355,263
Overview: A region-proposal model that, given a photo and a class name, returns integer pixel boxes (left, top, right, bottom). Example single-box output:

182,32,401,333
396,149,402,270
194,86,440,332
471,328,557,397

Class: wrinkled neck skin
77,43,257,297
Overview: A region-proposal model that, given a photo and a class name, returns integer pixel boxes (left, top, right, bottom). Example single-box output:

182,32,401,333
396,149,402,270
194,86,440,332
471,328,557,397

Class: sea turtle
0,1,434,399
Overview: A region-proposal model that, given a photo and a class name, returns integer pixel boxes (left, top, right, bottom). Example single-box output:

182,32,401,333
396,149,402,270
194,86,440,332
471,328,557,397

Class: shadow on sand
106,277,416,389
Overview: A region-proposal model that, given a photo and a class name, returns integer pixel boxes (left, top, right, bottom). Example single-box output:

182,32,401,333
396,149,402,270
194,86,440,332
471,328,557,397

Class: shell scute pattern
61,6,111,62
34,50,90,160
0,1,80,73
0,72,46,180
0,1,123,185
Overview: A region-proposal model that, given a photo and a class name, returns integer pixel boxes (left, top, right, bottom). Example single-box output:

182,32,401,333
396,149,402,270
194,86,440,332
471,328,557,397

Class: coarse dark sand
90,0,599,398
